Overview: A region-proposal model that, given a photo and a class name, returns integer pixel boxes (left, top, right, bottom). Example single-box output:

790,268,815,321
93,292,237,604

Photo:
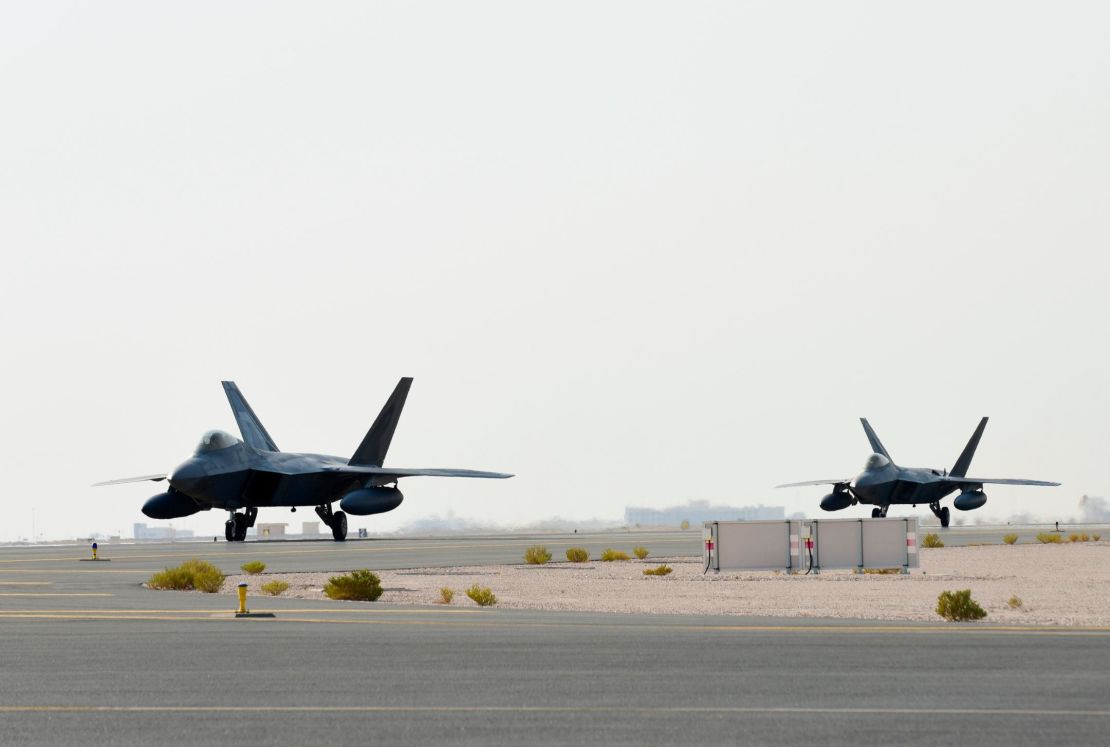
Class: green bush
936,589,987,622
1002,533,1018,545
1036,532,1062,544
642,564,672,576
260,580,289,596
148,559,225,593
565,547,590,563
523,545,552,565
439,587,455,604
323,569,383,601
240,560,266,575
922,533,944,548
1007,595,1023,609
600,548,630,561
466,584,497,607
632,546,649,560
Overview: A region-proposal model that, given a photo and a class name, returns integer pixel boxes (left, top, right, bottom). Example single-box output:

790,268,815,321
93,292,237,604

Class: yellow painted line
0,593,112,597
0,705,1107,717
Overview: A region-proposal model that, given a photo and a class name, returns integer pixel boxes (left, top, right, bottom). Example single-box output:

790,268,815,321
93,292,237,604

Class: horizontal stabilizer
92,474,167,487
776,478,852,489
334,465,513,480
939,477,1060,487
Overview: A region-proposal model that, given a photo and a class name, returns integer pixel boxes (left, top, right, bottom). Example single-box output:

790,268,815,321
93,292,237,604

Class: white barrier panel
704,517,919,573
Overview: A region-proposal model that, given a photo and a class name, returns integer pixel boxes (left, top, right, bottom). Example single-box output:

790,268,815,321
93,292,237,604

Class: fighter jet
776,418,1058,527
95,378,512,541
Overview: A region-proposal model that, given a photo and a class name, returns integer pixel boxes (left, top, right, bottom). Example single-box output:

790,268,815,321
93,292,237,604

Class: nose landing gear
314,503,348,541
224,507,258,542
871,506,889,518
929,502,951,528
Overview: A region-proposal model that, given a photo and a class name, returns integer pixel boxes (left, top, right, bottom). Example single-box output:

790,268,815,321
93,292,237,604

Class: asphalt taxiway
1,530,1108,745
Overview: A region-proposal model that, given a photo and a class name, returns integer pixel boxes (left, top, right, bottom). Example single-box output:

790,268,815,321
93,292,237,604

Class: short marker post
237,582,248,615
91,542,98,561
79,541,110,562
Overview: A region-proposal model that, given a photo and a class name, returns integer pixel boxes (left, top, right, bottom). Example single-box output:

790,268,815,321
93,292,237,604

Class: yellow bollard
91,542,98,561
237,582,249,615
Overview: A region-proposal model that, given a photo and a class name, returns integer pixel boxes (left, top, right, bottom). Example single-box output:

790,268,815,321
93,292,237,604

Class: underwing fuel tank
953,490,987,511
339,487,404,516
142,490,204,519
820,492,853,511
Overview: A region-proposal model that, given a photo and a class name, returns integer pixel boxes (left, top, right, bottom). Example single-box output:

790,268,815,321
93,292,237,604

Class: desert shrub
240,560,266,575
1007,595,1023,609
642,564,672,576
466,584,497,607
633,546,649,560
148,559,225,593
565,547,590,563
1002,533,1018,545
922,533,944,548
323,569,383,601
600,548,630,561
680,520,690,530
438,587,455,604
261,580,289,596
1036,532,1062,544
1079,533,1090,542
1094,534,1102,541
523,545,552,565
936,589,987,622
863,568,901,575
1068,533,1080,543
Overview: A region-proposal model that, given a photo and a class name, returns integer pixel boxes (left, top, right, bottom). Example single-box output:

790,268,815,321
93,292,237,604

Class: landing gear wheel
233,513,248,541
872,508,882,518
225,519,235,542
330,511,347,542
940,506,950,528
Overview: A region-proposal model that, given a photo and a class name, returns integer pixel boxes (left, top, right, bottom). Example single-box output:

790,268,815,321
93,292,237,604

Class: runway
1,530,1108,745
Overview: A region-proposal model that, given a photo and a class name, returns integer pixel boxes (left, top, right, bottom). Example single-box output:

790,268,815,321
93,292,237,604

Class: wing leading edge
92,474,167,487
336,465,513,479
938,477,1060,487
775,479,852,489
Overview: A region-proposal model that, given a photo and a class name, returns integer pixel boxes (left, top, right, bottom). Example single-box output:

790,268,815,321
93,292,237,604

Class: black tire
225,520,235,542
940,506,950,528
330,511,347,541
233,514,248,542
871,508,882,518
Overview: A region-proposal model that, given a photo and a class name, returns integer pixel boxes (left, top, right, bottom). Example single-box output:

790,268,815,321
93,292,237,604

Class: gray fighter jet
95,379,512,541
777,418,1058,527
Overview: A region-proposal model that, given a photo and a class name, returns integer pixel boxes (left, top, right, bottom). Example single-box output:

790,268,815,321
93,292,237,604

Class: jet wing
775,479,852,488
937,477,1060,487
333,465,513,479
92,474,167,487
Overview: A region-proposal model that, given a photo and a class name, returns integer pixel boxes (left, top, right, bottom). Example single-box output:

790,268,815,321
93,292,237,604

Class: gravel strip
224,542,1110,625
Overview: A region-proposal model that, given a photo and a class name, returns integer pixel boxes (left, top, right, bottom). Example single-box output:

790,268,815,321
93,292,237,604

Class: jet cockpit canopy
864,452,891,471
195,429,241,454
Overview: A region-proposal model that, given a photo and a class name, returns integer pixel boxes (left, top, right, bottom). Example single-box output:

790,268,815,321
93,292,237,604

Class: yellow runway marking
0,705,1107,717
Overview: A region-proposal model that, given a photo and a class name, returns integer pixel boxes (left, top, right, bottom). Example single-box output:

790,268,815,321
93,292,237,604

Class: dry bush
261,580,289,596
1007,595,1023,609
240,560,266,575
565,547,590,563
1094,534,1102,541
323,569,383,601
1036,532,1062,544
922,533,944,548
633,546,649,560
600,548,630,561
642,564,672,576
438,587,455,604
863,568,901,575
1079,533,1090,542
466,584,497,606
1068,533,1080,543
523,545,552,565
1002,533,1018,545
680,520,690,530
148,559,225,593
936,589,987,621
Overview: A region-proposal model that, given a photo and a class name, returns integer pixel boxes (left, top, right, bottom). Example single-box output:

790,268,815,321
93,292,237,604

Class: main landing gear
871,506,889,518
225,507,258,542
929,502,951,528
315,503,348,541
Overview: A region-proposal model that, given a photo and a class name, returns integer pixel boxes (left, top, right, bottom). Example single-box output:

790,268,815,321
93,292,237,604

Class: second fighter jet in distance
777,418,1058,527
95,378,512,541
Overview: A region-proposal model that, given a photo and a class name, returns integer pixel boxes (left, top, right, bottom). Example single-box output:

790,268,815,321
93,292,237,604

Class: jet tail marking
350,377,413,467
221,381,279,452
951,417,988,477
860,418,891,460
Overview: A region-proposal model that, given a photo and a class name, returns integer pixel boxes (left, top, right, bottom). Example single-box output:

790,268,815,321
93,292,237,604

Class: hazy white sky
2,2,1108,540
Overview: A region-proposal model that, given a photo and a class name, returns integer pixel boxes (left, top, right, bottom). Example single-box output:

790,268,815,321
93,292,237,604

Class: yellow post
91,542,98,561
237,582,248,615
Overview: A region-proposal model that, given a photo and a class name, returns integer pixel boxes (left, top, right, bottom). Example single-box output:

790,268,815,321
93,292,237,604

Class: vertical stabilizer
350,378,413,467
951,417,988,477
221,381,279,452
860,418,891,460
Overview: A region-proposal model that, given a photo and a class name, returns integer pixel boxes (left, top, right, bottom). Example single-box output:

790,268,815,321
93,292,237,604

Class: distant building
301,521,320,536
133,523,195,541
624,500,784,527
256,523,287,538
